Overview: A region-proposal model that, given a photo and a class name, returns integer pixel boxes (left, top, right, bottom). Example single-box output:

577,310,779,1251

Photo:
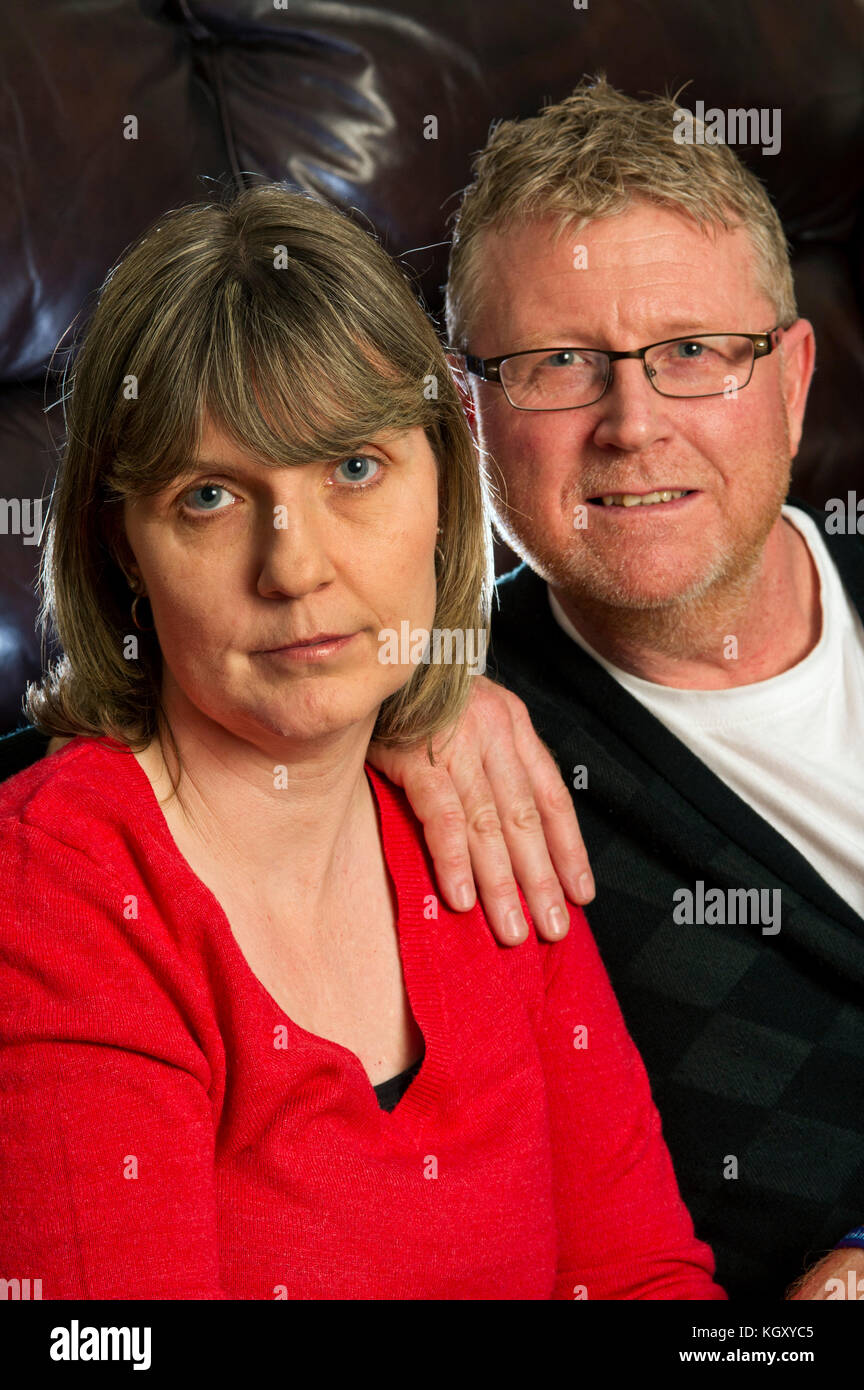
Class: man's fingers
468,726,575,943
786,1247,864,1300
509,703,595,905
449,763,535,944
368,679,596,945
373,751,477,914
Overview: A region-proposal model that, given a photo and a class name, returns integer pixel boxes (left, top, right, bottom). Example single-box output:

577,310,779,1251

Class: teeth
600,490,687,507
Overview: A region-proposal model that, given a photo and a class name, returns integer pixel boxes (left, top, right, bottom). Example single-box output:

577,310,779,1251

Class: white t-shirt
548,505,864,917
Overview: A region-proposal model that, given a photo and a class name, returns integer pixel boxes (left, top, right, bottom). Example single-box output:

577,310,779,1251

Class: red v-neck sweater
0,736,725,1301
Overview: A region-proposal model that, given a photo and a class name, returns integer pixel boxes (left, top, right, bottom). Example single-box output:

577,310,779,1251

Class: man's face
464,202,813,611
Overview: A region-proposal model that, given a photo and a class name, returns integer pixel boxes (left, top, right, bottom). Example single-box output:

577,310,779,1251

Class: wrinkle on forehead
474,207,768,347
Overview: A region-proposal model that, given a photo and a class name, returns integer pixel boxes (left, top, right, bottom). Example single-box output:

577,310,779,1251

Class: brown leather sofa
2,0,862,730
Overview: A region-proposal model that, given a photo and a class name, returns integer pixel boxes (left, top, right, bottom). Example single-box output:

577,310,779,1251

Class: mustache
574,471,703,497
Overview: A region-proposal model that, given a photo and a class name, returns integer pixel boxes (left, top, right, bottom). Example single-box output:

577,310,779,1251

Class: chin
258,703,371,742
197,688,361,745
589,558,730,610
516,528,708,607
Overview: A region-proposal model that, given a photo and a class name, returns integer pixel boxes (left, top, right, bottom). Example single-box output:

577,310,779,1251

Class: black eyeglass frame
458,327,784,409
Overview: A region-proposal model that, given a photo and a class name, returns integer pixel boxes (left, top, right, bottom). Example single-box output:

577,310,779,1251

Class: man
428,77,864,1300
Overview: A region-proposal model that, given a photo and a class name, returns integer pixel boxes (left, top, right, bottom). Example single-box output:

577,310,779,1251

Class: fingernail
579,871,595,902
546,906,568,938
504,908,527,942
455,882,473,911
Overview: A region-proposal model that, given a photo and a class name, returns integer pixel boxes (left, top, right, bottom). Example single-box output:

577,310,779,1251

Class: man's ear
778,319,816,461
445,350,479,445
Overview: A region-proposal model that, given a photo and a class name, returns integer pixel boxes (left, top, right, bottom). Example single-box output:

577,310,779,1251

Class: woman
0,184,725,1300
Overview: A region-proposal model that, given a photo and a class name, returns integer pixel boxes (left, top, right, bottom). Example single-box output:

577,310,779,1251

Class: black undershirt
371,1046,425,1112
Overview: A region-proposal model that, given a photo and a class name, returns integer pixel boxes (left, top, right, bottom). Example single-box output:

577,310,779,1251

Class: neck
137,691,380,917
551,515,821,688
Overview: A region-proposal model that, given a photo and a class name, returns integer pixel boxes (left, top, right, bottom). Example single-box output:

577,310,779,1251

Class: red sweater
0,736,725,1300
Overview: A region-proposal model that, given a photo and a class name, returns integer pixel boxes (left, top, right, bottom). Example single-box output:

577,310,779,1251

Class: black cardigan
488,498,864,1299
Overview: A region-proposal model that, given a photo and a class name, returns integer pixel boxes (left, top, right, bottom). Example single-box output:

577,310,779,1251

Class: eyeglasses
459,328,783,410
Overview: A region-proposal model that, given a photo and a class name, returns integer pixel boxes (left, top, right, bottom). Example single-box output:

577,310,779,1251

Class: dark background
1,0,862,730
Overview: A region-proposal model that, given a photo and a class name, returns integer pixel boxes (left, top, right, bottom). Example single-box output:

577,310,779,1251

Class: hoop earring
436,524,445,567
131,593,154,632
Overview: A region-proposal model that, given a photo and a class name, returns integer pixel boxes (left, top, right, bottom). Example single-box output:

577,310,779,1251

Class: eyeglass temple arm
462,354,501,382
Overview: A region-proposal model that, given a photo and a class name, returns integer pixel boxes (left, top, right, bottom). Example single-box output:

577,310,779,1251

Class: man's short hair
445,75,797,349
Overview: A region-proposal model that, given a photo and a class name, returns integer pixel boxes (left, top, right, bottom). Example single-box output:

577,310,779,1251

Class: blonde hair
27,184,492,752
446,75,797,348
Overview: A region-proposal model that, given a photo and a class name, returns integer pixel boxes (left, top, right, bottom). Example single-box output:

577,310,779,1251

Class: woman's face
122,417,440,749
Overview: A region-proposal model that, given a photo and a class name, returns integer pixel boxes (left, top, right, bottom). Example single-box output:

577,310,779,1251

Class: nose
256,502,337,600
591,357,671,453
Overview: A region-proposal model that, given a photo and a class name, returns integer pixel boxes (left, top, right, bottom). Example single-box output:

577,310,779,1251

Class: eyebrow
643,322,720,339
530,322,718,346
180,457,278,478
186,459,242,472
186,439,390,473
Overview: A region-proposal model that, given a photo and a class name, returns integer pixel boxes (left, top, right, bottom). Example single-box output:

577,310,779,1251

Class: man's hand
368,676,594,945
787,1246,864,1300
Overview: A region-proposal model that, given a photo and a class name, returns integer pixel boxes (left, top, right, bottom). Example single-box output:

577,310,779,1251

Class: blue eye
335,455,380,485
185,483,232,512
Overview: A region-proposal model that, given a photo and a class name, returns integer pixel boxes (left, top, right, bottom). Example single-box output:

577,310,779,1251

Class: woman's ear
99,500,138,587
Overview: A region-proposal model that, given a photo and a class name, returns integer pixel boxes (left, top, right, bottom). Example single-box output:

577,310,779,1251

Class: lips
587,489,696,508
259,632,352,652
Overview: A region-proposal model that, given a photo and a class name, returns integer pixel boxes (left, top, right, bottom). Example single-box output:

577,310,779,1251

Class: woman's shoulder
0,734,216,1092
0,733,144,866
364,760,587,1015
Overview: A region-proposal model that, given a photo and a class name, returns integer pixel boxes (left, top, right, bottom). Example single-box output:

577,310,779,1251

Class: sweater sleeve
0,820,229,1300
537,902,727,1300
